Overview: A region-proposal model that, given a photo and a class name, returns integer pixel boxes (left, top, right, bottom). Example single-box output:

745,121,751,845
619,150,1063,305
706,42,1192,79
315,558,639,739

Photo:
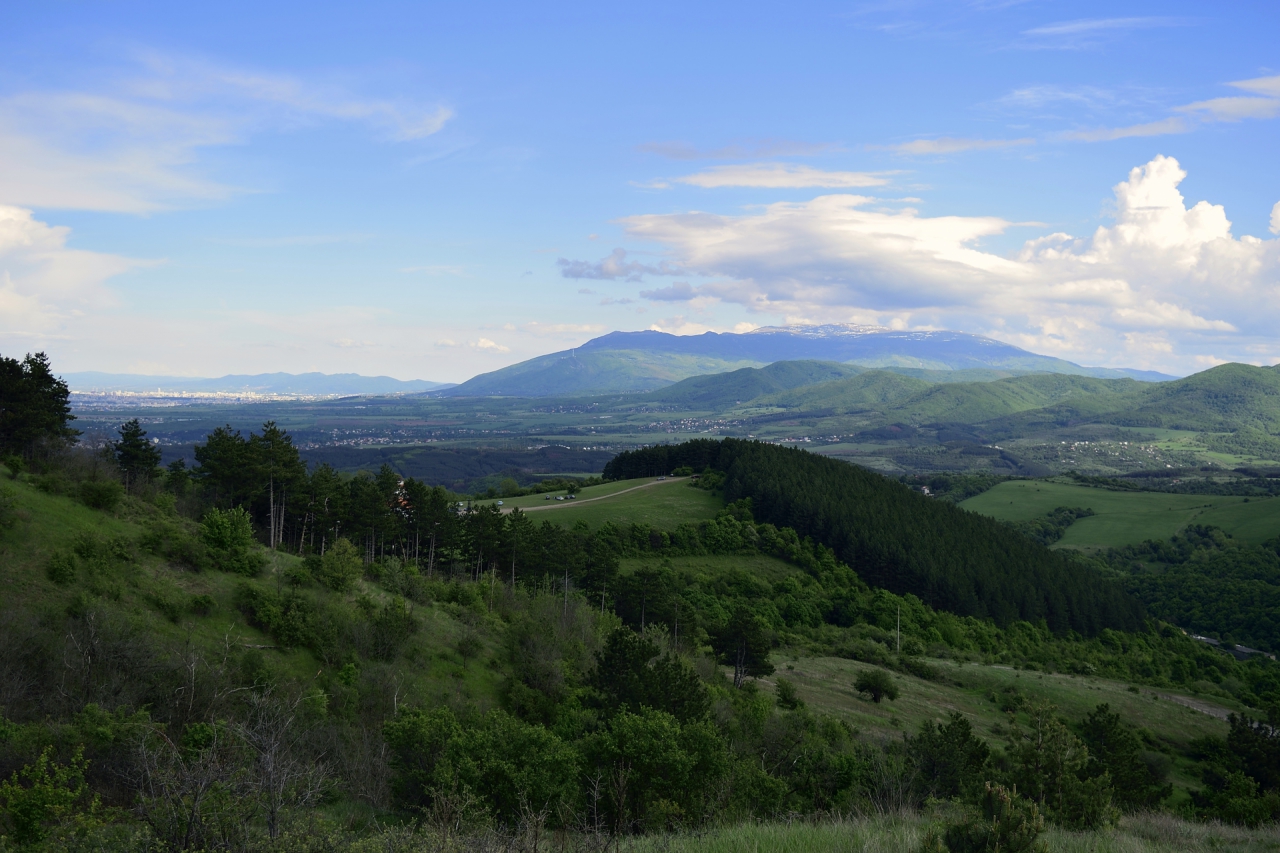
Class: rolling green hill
638,360,863,409
759,369,933,412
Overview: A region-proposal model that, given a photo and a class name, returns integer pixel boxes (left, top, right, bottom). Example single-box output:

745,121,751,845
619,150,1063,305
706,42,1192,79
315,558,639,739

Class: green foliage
607,440,1144,635
710,605,774,688
384,706,580,829
0,352,77,458
909,712,989,801
77,478,123,511
0,746,97,846
1005,702,1116,829
932,782,1048,853
44,552,76,585
316,538,363,591
774,678,804,711
855,669,898,703
200,506,265,576
1077,704,1171,811
112,419,161,484
1112,527,1280,652
1005,506,1095,546
589,628,711,723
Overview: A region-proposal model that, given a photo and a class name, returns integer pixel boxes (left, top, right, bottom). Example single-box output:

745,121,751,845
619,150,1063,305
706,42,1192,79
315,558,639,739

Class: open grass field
768,652,1232,795
625,813,1280,853
960,480,1280,548
485,477,724,529
620,553,802,585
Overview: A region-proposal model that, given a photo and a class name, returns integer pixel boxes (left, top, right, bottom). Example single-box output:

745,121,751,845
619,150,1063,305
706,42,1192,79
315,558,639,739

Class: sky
1,1,1278,382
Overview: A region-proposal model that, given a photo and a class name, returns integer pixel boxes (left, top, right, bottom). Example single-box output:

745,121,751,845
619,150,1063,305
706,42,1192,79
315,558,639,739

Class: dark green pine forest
1,351,1280,851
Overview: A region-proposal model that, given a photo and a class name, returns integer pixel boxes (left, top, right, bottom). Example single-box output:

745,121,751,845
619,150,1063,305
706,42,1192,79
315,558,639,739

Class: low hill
604,439,1145,634
443,325,1176,397
761,369,933,412
638,360,862,408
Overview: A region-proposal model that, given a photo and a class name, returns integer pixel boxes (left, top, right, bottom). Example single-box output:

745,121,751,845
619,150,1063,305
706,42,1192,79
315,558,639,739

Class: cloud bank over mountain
589,156,1280,374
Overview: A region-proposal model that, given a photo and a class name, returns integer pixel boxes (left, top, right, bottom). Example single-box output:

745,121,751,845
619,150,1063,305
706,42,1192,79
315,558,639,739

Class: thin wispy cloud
0,52,452,213
1017,16,1191,49
638,139,835,161
1061,117,1190,142
557,248,683,282
660,163,894,189
884,136,1034,155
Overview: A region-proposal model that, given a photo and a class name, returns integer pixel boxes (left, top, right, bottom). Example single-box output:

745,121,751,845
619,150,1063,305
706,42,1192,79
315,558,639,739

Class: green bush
855,669,899,703
0,746,99,846
316,538,363,591
79,478,123,511
45,552,77,585
929,782,1047,853
189,594,216,616
200,507,265,576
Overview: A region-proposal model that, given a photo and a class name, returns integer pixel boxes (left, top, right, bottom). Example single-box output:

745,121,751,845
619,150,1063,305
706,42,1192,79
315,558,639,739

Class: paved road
499,477,690,514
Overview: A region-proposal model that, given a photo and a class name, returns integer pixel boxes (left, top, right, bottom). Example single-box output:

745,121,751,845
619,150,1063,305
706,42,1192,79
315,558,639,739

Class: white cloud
612,156,1280,373
1271,202,1280,236
1229,74,1280,98
670,163,893,189
885,137,1034,155
0,205,144,338
0,53,452,212
1177,97,1280,122
1017,16,1189,49
558,248,683,281
1062,117,1189,142
470,338,510,353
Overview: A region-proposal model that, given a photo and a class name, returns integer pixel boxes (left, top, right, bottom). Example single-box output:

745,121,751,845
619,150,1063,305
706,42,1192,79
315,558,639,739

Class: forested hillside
3,353,1280,850
605,440,1144,634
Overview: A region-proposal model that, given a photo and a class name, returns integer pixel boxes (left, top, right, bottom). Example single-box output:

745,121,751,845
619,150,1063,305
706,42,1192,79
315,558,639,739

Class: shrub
189,594,216,616
201,507,265,576
79,478,123,511
927,782,1047,853
774,677,805,710
855,669,899,703
0,746,98,846
46,552,77,585
316,538,363,591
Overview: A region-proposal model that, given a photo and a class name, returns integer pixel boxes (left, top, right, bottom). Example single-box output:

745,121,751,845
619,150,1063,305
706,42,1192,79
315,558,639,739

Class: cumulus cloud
469,338,510,353
0,205,144,339
1271,202,1280,236
557,248,683,282
668,163,893,189
613,156,1280,372
885,137,1034,155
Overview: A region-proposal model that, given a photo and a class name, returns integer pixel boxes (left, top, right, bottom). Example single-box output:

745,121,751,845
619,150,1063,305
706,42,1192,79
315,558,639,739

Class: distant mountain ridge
65,371,453,396
444,325,1175,397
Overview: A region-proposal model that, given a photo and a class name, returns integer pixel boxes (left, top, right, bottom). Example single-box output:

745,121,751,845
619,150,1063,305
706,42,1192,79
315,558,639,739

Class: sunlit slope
961,480,1280,548
639,360,862,409
444,349,764,396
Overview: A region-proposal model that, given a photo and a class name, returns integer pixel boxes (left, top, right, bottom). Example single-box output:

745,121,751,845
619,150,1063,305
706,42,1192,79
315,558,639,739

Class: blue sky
1,1,1278,381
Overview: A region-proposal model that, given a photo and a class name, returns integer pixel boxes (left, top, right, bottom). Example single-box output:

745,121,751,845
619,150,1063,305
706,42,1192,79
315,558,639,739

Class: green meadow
960,479,1280,548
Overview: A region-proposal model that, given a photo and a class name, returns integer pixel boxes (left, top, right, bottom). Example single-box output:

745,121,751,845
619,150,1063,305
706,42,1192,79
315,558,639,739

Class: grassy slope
0,476,508,708
959,480,1280,548
639,361,863,409
517,479,724,528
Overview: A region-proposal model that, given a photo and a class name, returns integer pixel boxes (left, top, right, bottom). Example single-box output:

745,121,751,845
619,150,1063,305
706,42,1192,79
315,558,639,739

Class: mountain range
443,325,1176,397
64,372,454,396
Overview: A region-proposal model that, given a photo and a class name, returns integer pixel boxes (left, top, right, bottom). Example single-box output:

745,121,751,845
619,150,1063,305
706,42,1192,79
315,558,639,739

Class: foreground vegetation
1,357,1278,850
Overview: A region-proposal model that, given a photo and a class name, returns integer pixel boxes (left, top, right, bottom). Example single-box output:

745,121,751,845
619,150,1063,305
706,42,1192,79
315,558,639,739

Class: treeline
604,440,1144,636
0,352,76,464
